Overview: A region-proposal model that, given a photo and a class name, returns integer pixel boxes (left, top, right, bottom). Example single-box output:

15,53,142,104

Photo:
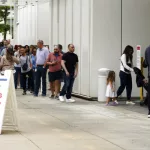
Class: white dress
106,82,116,98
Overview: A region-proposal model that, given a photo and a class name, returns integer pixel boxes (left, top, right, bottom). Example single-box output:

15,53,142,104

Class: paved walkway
0,90,150,150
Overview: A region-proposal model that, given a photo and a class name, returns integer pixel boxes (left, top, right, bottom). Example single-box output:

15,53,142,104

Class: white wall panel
80,0,91,96
65,0,73,46
52,0,59,46
37,2,49,45
58,0,66,51
91,0,121,97
122,0,150,97
72,0,81,94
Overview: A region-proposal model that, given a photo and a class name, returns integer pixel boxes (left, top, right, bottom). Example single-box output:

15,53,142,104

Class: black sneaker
22,91,26,95
55,96,59,100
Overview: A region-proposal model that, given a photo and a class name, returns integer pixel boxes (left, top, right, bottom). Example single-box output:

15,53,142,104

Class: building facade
15,0,150,98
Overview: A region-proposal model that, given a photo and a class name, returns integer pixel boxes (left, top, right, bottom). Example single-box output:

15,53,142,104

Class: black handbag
22,56,28,71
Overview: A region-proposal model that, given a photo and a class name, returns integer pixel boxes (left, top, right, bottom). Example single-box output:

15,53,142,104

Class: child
106,71,118,106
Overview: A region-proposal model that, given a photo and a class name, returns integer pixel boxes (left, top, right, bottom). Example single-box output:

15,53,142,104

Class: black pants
34,66,47,96
148,77,150,113
117,71,132,100
60,73,75,99
22,70,32,92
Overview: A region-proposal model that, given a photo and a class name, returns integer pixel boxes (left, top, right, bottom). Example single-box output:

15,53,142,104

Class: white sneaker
115,100,119,104
66,99,75,103
126,101,135,105
59,96,65,102
148,114,150,118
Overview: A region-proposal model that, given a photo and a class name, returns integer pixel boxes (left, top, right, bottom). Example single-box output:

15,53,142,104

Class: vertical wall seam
89,0,92,97
72,0,74,43
64,0,66,51
79,0,82,95
121,0,122,54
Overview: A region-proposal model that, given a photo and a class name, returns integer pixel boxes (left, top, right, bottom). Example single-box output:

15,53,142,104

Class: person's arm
44,49,49,68
13,56,19,64
0,57,4,69
1,49,4,56
121,54,133,72
74,62,78,78
74,55,79,78
61,60,69,76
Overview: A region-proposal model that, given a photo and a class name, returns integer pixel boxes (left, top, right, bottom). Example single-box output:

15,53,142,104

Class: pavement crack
17,131,42,150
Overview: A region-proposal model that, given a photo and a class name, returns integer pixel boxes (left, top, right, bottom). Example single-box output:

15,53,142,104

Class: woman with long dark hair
117,45,135,105
0,47,19,72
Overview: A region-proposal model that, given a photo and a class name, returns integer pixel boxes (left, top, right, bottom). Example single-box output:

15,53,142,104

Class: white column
35,1,38,43
10,5,13,39
13,1,18,44
49,0,53,50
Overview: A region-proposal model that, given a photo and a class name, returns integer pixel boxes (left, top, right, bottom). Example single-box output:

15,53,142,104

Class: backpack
22,56,28,71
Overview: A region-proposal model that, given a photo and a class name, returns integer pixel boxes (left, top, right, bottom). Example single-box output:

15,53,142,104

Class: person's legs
117,71,127,98
30,70,34,92
14,67,18,89
148,77,150,116
27,70,32,92
19,68,23,88
34,66,41,96
50,82,55,96
42,67,47,96
106,97,111,105
60,74,70,97
66,74,75,100
22,73,27,94
55,80,60,97
126,74,132,101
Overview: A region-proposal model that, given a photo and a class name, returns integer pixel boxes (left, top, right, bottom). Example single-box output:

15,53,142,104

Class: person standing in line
106,71,118,106
58,44,65,55
30,47,37,93
117,45,135,105
14,45,23,89
20,46,32,95
34,40,49,97
143,45,150,118
59,44,78,103
47,45,62,99
0,47,19,72
1,40,8,56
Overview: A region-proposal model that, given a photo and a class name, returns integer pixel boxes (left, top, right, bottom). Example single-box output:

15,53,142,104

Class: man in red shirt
47,46,62,99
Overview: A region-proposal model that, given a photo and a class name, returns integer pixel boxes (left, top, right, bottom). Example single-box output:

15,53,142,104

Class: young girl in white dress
106,71,118,106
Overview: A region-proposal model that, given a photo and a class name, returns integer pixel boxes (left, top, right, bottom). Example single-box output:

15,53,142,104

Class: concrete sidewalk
0,90,150,150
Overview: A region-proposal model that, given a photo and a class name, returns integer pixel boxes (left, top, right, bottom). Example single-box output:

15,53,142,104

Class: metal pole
140,57,144,101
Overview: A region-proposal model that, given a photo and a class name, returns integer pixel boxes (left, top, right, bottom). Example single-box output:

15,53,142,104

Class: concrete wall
122,0,150,96
92,0,150,97
16,0,150,98
49,0,92,96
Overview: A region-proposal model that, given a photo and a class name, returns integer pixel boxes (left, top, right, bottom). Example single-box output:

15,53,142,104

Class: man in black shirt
59,44,78,103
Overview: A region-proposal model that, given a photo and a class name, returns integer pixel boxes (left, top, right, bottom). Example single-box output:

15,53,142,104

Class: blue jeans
34,66,47,96
31,69,36,92
14,67,23,89
60,73,75,99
